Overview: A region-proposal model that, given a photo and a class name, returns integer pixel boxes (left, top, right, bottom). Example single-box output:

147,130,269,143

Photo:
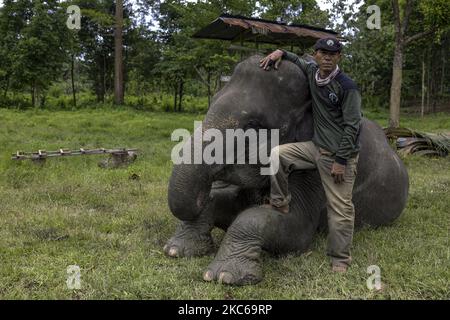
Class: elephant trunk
168,115,231,221
168,162,212,221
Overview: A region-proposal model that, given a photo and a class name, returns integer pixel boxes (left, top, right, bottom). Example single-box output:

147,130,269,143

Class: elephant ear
294,102,314,142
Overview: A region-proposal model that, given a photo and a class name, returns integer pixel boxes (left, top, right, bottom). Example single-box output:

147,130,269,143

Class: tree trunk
3,75,9,99
31,85,35,108
114,0,124,105
71,53,77,108
441,46,445,96
96,55,106,103
96,82,103,103
215,73,221,91
97,62,105,103
389,44,403,128
178,79,184,112
172,83,177,112
40,94,46,108
431,77,436,114
207,71,211,109
103,55,107,102
421,55,425,118
430,46,436,113
426,46,431,113
389,0,433,127
36,86,42,108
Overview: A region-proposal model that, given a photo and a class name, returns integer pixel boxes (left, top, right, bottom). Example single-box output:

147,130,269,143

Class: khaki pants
270,141,359,267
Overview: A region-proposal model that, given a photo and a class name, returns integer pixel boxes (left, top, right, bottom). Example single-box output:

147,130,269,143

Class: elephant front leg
164,181,258,258
202,207,272,285
164,213,214,258
203,203,317,285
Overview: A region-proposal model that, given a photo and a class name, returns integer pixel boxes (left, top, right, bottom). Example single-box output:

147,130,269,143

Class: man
259,37,362,273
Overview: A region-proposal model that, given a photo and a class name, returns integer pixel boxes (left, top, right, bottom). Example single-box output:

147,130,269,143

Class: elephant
164,54,409,286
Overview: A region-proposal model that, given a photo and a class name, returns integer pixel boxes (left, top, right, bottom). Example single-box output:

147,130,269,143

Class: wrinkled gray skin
164,55,409,286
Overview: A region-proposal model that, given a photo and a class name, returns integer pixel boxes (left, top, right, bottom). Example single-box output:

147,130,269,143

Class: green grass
363,109,450,133
0,108,449,299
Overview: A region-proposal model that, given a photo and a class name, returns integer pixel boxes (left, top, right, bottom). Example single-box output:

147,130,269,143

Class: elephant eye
244,119,265,131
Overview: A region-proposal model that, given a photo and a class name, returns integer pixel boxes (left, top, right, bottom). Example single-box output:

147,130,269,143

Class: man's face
313,49,341,73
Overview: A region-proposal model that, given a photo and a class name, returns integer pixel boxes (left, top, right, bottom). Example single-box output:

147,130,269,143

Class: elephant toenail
168,247,178,257
218,272,233,284
203,271,214,282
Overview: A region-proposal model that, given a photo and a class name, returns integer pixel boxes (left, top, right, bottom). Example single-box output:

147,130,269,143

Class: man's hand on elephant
331,162,346,184
259,49,284,71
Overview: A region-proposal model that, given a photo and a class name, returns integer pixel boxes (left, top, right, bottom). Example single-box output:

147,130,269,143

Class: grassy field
0,108,449,300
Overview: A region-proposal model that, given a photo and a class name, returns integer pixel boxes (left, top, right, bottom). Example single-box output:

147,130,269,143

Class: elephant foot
164,221,214,258
164,233,214,258
203,239,263,285
203,256,262,286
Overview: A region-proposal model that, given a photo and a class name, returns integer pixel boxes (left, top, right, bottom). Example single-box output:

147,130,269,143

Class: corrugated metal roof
192,14,339,47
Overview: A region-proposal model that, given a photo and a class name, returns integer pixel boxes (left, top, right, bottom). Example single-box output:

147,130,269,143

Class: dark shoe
261,203,289,214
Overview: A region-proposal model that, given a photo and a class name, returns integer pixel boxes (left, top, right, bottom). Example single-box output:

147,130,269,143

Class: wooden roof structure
192,14,339,49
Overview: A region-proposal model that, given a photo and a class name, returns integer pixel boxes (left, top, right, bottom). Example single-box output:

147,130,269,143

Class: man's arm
259,49,310,72
280,50,309,73
335,89,362,165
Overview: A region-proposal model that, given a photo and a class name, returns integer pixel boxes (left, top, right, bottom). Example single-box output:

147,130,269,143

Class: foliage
259,0,329,27
0,0,449,113
0,0,71,106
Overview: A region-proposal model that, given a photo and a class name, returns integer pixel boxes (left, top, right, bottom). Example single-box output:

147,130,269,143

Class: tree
324,0,449,118
127,27,161,103
335,0,394,109
388,0,449,128
0,0,23,99
154,0,242,111
2,0,70,107
258,0,329,27
74,0,134,103
114,0,124,105
60,1,82,108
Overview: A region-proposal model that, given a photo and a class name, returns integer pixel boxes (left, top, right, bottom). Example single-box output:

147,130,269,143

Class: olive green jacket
282,50,362,165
